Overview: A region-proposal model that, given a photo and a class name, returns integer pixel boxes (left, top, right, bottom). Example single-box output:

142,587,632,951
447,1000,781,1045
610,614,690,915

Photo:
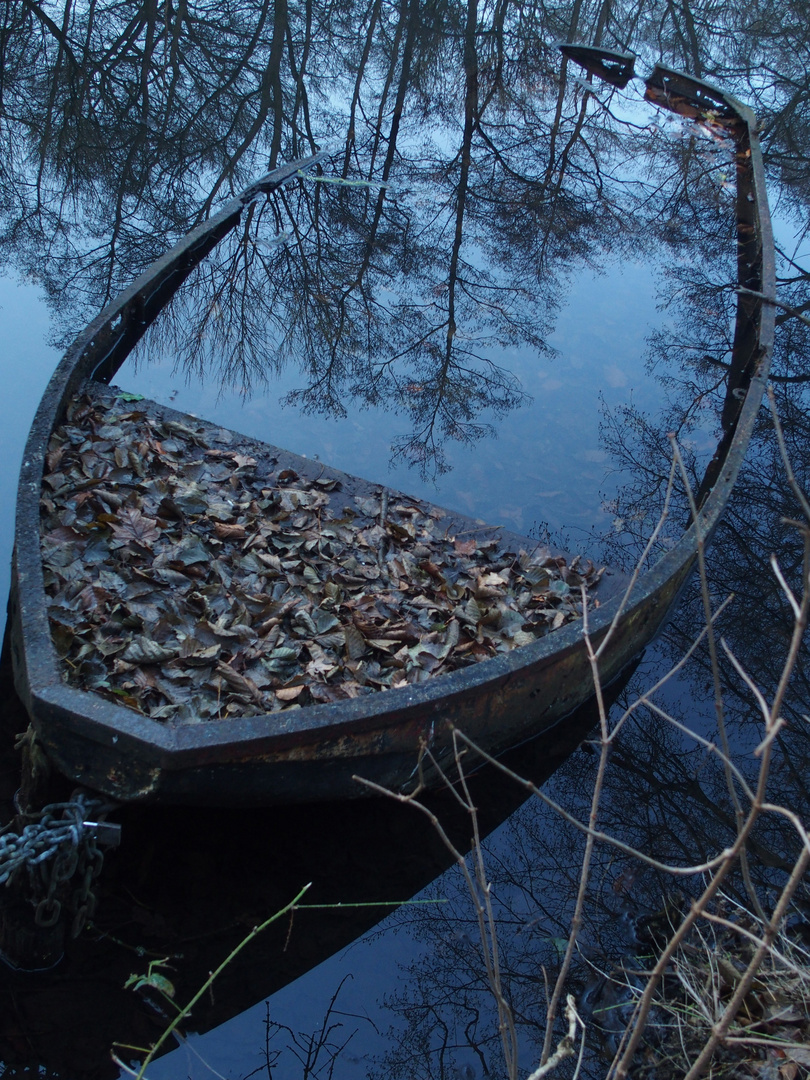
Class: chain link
0,795,120,932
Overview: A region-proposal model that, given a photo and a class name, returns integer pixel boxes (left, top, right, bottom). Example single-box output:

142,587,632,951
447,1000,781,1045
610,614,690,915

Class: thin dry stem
595,453,678,659
768,386,810,521
770,553,802,620
357,412,809,1080
607,593,735,744
609,429,810,1077
539,589,610,1065
722,1036,810,1049
454,730,520,1074
720,637,781,736
454,731,761,877
757,528,810,752
670,438,766,924
699,908,809,977
527,996,583,1080
357,746,521,1078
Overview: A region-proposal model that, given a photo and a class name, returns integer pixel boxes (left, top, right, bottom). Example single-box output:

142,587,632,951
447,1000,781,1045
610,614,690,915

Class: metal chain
0,795,120,931
69,838,106,938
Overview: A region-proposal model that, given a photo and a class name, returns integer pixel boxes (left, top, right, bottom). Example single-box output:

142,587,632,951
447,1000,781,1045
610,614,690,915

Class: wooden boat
8,63,775,805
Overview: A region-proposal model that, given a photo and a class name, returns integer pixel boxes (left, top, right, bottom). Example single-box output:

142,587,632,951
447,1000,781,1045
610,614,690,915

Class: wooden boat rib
9,66,775,805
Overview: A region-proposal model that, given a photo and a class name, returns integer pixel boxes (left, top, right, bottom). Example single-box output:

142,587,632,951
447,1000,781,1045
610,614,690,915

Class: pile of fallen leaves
39,384,603,722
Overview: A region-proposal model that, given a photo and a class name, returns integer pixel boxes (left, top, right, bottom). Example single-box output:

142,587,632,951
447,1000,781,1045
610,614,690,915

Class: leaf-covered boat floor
40,382,605,723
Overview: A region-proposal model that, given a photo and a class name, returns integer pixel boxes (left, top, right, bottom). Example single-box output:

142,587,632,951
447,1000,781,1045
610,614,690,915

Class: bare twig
738,287,810,330
670,438,766,924
526,996,584,1080
357,740,521,1077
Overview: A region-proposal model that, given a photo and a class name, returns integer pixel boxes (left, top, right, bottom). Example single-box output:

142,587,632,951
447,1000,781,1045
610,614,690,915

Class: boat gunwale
11,74,776,790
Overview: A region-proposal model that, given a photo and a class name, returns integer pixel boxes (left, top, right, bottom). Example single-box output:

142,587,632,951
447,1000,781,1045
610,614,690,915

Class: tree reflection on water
0,0,754,478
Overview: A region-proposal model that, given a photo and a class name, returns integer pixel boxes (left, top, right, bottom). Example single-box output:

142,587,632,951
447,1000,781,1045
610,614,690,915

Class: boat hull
9,547,687,805
10,73,776,805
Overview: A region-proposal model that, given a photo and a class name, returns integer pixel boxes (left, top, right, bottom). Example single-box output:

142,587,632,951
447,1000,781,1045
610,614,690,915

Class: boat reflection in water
0,664,620,1079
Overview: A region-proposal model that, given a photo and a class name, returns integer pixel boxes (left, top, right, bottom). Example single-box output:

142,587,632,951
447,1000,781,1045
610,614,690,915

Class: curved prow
644,65,753,124
559,46,775,504
558,44,636,88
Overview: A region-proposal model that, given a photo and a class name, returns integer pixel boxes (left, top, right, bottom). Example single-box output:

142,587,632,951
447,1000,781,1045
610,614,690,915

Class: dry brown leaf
454,538,477,555
214,522,248,540
110,507,161,548
216,661,264,704
343,625,367,659
276,685,304,702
